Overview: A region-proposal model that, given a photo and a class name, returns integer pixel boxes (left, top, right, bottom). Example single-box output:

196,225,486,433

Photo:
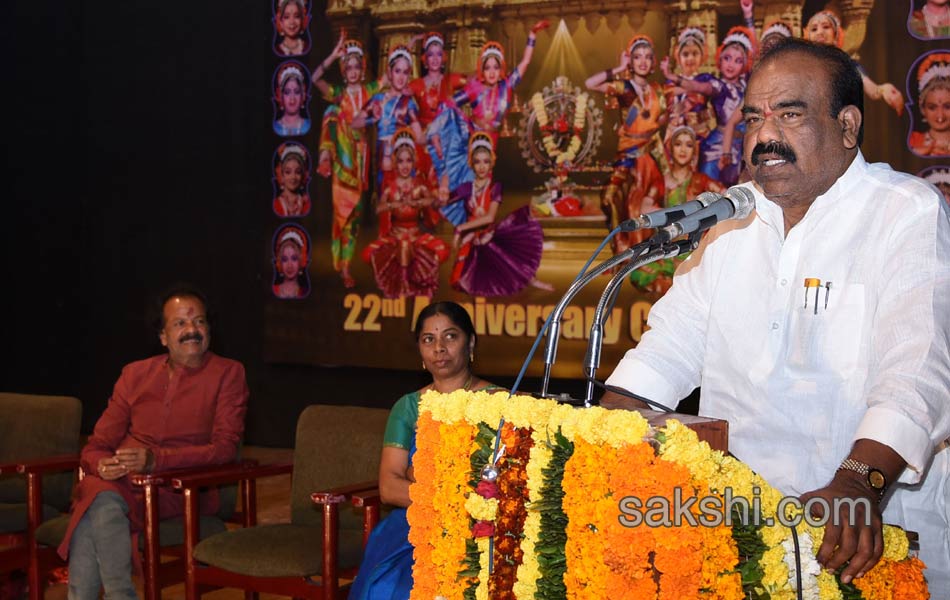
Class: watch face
868,469,886,490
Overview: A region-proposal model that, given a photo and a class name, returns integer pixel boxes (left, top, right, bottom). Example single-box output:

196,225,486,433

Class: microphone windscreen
724,186,756,220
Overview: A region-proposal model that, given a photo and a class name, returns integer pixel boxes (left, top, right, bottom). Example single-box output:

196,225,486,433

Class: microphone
655,186,755,242
620,191,721,231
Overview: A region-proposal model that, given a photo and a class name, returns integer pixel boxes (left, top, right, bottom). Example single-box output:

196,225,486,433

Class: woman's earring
469,352,474,363
422,361,427,371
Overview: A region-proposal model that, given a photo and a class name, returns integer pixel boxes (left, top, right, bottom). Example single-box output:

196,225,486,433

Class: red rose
472,520,496,538
476,480,500,499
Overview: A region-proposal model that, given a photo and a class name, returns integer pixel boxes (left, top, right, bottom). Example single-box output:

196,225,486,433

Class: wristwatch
837,458,887,498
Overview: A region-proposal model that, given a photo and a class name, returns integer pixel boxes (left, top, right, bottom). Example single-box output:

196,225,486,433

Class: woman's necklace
631,78,652,118
282,191,302,213
429,372,473,393
926,131,950,152
346,85,363,112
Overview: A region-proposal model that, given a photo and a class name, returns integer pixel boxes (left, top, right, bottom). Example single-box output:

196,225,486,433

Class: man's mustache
751,141,797,166
179,333,204,344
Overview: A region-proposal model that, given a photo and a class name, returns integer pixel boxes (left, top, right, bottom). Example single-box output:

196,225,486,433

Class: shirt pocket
785,282,866,382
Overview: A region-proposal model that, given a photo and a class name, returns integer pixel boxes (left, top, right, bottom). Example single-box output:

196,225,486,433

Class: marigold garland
410,393,928,600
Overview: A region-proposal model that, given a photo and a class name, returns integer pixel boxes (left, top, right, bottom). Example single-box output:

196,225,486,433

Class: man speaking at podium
601,38,950,594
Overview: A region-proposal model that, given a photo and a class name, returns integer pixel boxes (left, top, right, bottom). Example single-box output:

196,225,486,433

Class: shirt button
771,322,779,330
780,278,788,286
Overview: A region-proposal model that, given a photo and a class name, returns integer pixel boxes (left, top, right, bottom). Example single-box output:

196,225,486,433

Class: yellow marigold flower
883,524,911,561
761,545,790,589
465,495,499,522
473,537,491,600
816,570,843,600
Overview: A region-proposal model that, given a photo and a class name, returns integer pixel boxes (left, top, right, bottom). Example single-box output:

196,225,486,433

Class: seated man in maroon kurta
59,285,248,600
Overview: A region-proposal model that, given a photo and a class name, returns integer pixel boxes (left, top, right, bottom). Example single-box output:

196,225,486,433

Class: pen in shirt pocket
804,278,821,314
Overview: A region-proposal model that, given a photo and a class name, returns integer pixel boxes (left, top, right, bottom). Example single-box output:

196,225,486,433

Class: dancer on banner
662,26,754,188
408,32,466,188
740,0,794,58
909,52,950,157
804,10,904,116
429,21,550,202
348,301,500,600
313,34,381,288
273,62,311,136
353,45,424,188
273,225,311,299
660,27,716,146
909,0,950,39
448,133,551,297
272,142,311,217
362,129,449,299
586,34,666,251
273,0,310,57
630,125,725,294
920,166,950,204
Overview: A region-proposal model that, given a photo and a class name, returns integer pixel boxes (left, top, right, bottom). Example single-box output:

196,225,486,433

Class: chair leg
142,483,161,600
245,592,258,600
26,473,44,600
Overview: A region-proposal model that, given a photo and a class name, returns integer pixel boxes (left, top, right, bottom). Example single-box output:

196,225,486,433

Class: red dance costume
362,176,449,298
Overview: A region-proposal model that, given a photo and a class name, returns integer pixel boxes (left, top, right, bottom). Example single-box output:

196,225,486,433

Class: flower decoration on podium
407,391,929,600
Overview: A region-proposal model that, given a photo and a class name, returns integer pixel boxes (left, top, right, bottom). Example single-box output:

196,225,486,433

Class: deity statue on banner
273,62,311,137
585,34,667,252
313,34,382,289
447,133,552,297
428,20,550,203
630,125,725,295
272,142,311,217
273,0,311,57
361,129,449,299
909,52,950,157
804,10,904,115
273,225,311,299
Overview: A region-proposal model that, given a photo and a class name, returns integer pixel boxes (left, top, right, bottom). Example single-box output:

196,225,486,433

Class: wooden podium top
636,408,729,453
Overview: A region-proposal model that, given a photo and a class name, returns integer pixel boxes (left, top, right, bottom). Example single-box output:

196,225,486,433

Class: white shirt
606,151,950,590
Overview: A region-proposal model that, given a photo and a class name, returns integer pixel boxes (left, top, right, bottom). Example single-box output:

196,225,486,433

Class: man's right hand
97,456,128,481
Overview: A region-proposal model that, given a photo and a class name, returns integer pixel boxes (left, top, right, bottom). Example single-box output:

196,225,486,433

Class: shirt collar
748,150,866,236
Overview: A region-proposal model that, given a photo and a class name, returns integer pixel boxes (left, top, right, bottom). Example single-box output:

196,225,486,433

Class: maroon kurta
58,352,248,561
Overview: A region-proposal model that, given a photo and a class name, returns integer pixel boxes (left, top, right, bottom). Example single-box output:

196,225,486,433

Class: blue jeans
67,490,138,600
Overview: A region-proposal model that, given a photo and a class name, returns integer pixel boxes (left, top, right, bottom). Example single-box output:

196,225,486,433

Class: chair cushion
34,512,227,549
35,514,69,547
194,523,364,578
0,502,59,533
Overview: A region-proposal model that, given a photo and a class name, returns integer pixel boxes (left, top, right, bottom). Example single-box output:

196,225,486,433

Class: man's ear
159,331,168,348
838,105,862,149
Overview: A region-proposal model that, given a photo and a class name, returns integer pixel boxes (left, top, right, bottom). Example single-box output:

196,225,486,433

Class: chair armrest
351,486,381,509
128,459,260,487
311,480,379,505
0,462,19,475
17,454,80,474
170,462,292,490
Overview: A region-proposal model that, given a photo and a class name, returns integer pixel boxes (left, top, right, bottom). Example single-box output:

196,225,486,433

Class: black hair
151,283,212,333
755,37,865,145
413,301,476,344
